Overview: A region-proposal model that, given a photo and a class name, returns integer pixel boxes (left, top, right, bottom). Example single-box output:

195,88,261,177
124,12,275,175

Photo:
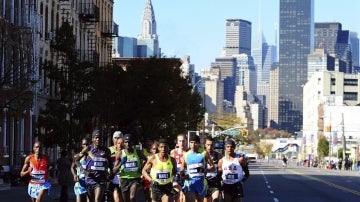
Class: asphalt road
1,161,360,202
243,160,360,202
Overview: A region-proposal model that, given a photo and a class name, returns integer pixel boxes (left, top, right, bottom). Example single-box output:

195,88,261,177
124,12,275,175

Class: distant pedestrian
20,141,52,202
57,150,73,202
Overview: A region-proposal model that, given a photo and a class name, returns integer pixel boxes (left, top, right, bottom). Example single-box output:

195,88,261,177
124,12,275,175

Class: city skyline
114,0,360,73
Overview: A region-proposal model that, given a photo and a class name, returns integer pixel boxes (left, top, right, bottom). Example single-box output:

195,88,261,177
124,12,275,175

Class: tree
317,136,329,158
209,113,242,130
89,58,204,144
0,18,36,117
38,21,93,150
255,142,273,158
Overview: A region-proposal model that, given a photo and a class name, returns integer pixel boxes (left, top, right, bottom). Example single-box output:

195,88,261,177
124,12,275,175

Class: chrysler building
137,0,160,57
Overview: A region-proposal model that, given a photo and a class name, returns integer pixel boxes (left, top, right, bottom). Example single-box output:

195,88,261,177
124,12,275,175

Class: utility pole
328,113,332,162
341,113,346,170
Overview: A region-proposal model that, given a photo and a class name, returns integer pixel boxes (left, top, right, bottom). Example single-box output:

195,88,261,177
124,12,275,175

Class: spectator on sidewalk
57,150,73,202
20,141,52,202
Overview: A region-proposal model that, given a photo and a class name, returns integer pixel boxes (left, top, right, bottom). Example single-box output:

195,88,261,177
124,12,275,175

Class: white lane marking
274,198,279,202
270,190,274,194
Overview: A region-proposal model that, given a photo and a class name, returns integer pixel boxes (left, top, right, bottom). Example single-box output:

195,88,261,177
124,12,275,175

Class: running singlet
119,149,142,179
150,154,174,185
29,154,49,184
109,146,120,184
206,152,220,181
184,151,206,179
221,157,244,184
77,156,87,179
85,145,110,184
173,148,184,173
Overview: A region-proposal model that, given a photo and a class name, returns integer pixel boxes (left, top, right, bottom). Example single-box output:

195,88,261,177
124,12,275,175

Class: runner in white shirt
218,139,250,202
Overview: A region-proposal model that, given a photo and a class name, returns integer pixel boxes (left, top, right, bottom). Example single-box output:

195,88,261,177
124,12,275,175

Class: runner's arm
141,155,154,182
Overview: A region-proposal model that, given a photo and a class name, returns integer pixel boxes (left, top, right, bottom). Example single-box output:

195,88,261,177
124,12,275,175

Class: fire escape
79,2,100,67
101,21,118,66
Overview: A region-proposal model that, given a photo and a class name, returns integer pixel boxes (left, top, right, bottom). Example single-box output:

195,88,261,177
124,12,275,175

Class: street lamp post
341,113,346,170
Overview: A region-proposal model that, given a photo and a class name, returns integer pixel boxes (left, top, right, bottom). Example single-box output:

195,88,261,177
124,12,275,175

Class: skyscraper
350,32,359,67
224,19,252,56
252,33,277,90
211,57,236,103
137,0,160,57
277,0,314,133
314,22,352,73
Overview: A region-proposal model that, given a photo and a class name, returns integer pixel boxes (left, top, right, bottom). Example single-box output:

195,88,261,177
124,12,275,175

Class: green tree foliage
256,127,292,139
317,136,329,157
255,141,273,158
89,58,204,143
38,21,93,150
209,113,242,130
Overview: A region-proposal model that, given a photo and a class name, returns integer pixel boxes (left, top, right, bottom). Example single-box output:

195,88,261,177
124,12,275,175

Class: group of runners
20,129,250,202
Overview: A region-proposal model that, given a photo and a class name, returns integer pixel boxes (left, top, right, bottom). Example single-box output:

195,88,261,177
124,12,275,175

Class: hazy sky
114,0,360,73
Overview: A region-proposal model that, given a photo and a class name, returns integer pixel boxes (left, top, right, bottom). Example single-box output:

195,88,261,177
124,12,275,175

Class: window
331,78,336,85
343,92,357,101
344,79,358,86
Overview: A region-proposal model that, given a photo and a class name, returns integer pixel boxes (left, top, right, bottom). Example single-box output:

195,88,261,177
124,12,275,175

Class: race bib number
124,159,138,172
31,171,45,183
225,173,238,180
156,171,170,180
91,157,106,171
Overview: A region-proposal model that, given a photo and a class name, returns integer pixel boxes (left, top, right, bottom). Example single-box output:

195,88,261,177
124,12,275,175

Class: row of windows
330,78,358,86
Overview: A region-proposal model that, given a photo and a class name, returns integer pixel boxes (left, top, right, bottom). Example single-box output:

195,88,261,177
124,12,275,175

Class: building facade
350,32,359,67
303,71,360,158
211,57,236,103
0,0,115,169
224,19,252,56
137,0,160,57
204,67,224,114
234,54,257,96
277,0,314,133
307,48,347,81
315,22,352,73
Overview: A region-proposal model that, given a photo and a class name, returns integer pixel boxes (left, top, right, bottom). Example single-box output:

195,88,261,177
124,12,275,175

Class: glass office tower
278,0,314,133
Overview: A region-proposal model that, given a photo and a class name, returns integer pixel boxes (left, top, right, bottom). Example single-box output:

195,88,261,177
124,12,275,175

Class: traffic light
242,129,248,136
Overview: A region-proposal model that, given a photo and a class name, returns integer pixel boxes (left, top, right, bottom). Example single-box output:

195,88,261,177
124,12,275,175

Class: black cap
123,134,133,142
92,129,101,137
